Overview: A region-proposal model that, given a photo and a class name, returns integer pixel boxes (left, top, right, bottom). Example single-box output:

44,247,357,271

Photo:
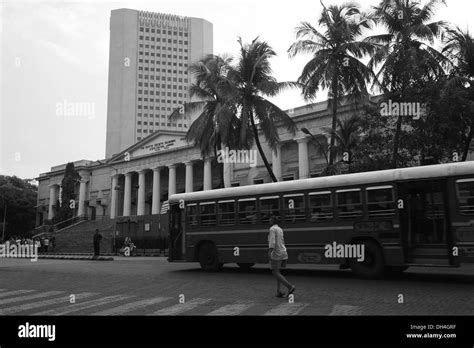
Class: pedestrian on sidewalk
268,215,295,298
93,229,102,258
43,236,50,253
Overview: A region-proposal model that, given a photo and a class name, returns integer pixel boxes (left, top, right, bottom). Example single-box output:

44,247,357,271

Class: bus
168,161,474,278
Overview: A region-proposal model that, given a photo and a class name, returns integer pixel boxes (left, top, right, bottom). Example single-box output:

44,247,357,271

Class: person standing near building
43,236,50,253
268,216,295,298
93,229,102,257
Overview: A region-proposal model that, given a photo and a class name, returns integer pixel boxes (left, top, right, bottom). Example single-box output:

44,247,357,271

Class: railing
53,215,88,231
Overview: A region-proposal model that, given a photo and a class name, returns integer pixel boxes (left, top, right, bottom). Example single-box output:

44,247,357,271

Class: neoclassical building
35,100,363,225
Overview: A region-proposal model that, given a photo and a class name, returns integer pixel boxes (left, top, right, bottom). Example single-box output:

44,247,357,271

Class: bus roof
168,161,474,204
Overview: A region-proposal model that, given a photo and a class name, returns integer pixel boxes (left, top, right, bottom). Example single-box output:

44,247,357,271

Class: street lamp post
301,127,329,164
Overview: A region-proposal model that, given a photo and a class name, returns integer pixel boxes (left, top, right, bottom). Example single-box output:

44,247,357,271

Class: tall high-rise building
105,9,213,159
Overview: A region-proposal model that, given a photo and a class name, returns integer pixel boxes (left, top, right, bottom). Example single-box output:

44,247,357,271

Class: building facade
105,9,213,158
35,101,345,225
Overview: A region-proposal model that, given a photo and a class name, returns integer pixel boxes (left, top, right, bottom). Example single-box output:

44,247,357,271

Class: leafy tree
0,176,37,239
366,0,448,167
288,1,376,165
54,162,80,223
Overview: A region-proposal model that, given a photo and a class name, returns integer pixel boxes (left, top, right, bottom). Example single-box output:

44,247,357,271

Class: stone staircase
51,218,115,254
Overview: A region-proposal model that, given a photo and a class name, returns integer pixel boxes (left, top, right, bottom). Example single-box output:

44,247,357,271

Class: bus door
169,203,185,261
397,180,453,265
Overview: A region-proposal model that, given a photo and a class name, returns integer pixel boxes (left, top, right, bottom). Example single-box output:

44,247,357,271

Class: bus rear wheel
349,240,385,279
198,243,222,272
237,263,255,270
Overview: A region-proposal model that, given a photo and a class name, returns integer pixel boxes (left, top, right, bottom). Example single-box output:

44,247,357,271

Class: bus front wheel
198,243,222,272
349,240,385,279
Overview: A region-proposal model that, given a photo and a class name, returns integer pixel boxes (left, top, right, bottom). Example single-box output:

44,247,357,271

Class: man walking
268,216,295,298
93,229,102,258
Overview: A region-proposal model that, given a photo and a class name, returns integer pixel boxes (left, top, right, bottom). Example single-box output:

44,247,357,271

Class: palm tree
442,26,474,161
288,1,376,165
170,54,241,186
323,114,362,172
228,37,297,182
366,0,448,168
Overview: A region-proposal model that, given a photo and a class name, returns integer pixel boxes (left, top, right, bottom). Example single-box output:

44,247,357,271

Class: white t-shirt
268,224,288,261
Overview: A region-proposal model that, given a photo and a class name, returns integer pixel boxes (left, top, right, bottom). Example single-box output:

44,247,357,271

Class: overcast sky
1,0,473,180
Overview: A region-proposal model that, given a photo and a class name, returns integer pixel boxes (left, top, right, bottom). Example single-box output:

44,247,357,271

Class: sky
1,0,473,180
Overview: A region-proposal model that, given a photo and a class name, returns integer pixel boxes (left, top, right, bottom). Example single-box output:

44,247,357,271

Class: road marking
264,302,309,315
206,302,253,316
329,305,362,315
0,291,63,306
150,298,211,316
0,292,96,315
32,295,131,316
91,297,173,315
0,290,35,299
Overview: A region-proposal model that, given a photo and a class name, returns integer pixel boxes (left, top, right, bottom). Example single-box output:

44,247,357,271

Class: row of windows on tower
138,58,188,66
139,27,189,37
139,52,187,60
138,74,188,83
138,90,188,97
138,97,185,103
139,36,188,45
137,84,186,91
139,44,188,53
138,103,184,109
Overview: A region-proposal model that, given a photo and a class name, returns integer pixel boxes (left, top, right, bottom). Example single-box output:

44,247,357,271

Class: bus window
260,196,280,224
283,194,306,223
309,191,333,221
238,198,257,224
336,189,363,219
366,186,395,218
218,200,236,226
200,202,216,226
457,179,474,215
186,203,198,227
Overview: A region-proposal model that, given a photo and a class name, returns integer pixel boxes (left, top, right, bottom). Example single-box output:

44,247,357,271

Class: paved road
0,257,473,316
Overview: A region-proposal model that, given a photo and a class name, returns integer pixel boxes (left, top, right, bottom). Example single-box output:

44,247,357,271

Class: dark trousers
94,243,100,256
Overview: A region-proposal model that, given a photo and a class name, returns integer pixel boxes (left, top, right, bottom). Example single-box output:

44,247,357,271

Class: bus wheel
198,243,221,272
237,263,255,270
349,240,385,279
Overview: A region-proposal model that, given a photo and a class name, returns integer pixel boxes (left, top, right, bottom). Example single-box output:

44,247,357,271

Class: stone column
185,161,194,193
203,158,212,191
48,184,57,220
110,175,118,219
137,170,147,216
223,162,231,188
78,178,88,217
152,167,162,214
297,137,310,179
168,164,177,196
272,144,282,181
123,172,133,217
